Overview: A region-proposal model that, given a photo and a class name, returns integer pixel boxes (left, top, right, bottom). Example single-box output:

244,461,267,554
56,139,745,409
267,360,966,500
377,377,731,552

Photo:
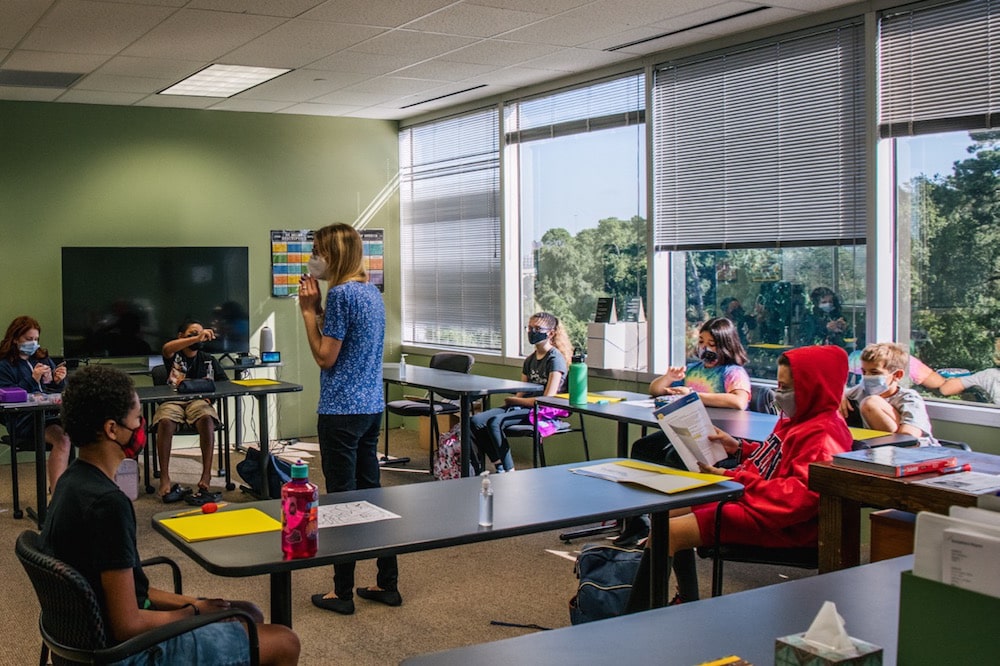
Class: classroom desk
0,396,61,524
809,449,1000,572
137,380,303,500
382,363,538,476
151,459,743,627
404,555,912,665
535,391,778,458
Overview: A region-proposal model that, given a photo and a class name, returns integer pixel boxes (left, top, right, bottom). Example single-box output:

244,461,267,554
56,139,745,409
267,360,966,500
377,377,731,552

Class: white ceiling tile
307,50,413,75
206,97,295,113
58,89,147,105
474,65,567,87
342,106,405,120
520,46,633,73
406,4,549,39
394,59,500,83
135,93,218,109
769,0,854,10
0,85,63,101
19,0,176,55
1,49,107,72
568,0,715,29
186,0,327,17
94,55,204,80
236,68,368,101
694,6,804,35
499,14,630,47
302,0,457,28
441,39,562,67
74,72,175,93
647,1,762,31
121,8,283,61
222,20,385,69
342,76,450,97
600,28,719,56
310,89,400,106
277,101,364,116
348,30,478,60
580,26,685,52
0,0,53,50
470,0,596,14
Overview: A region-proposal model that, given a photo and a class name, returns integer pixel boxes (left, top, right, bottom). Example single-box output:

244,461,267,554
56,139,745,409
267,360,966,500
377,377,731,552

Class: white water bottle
478,471,493,527
399,353,407,379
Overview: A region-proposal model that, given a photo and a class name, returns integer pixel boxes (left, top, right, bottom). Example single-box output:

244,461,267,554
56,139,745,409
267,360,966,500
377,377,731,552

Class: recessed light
159,64,290,98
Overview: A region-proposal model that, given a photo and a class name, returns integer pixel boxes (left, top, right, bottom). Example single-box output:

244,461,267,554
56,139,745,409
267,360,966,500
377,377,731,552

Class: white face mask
774,387,796,418
307,255,328,279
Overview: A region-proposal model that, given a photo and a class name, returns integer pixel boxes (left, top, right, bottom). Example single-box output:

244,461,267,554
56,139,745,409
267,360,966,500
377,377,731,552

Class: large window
653,22,867,375
505,75,646,365
399,108,501,352
882,0,1000,407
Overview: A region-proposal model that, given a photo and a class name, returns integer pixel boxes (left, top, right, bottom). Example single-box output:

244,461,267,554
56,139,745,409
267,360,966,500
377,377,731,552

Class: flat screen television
61,247,250,360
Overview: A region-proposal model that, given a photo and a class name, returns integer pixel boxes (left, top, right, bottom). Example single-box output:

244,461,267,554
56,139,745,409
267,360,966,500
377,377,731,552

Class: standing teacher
298,222,401,616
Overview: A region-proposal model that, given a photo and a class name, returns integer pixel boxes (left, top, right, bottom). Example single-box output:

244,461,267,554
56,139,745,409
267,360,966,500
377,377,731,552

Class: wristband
181,603,200,616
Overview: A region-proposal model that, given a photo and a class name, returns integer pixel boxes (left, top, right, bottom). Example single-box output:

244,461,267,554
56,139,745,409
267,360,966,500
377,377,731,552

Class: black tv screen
62,247,250,359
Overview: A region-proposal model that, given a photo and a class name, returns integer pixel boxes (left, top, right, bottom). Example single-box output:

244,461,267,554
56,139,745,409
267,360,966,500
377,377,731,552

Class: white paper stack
913,504,1000,599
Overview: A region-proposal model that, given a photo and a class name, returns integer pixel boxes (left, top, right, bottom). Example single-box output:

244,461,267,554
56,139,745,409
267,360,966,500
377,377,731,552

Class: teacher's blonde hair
313,223,366,287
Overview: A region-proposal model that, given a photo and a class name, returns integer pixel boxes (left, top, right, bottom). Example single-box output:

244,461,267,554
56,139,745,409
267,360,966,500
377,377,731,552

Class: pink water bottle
281,460,318,559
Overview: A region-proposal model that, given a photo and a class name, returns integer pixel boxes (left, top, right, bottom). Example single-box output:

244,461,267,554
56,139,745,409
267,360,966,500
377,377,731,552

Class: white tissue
802,601,855,653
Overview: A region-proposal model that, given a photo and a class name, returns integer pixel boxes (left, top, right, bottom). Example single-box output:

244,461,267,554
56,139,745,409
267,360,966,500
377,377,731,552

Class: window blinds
879,0,1000,137
504,73,644,143
399,108,502,352
652,23,866,251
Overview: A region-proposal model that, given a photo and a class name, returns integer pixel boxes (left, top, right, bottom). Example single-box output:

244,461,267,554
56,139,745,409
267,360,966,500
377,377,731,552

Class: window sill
926,399,1000,428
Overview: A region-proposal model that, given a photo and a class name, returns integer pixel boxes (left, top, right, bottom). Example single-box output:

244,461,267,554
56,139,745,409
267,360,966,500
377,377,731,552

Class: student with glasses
469,312,573,473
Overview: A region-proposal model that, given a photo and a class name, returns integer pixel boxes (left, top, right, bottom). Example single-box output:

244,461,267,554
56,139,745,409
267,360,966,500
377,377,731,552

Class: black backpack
569,543,644,624
236,448,293,498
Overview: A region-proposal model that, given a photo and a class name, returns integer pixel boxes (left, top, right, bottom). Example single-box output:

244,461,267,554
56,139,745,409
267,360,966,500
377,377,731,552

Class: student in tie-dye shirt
617,317,752,588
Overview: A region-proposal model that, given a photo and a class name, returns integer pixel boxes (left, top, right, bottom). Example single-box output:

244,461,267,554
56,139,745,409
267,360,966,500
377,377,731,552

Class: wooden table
383,363,538,476
152,459,743,627
809,449,1000,572
404,555,912,665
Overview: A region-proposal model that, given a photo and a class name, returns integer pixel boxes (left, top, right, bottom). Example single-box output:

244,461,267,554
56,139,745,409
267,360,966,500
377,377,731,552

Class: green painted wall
0,100,400,439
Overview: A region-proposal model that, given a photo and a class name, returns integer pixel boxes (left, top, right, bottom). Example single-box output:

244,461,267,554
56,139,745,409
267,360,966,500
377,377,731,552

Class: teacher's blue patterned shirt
318,280,385,415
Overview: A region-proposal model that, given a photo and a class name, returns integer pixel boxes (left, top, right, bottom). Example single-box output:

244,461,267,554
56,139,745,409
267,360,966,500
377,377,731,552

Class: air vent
605,6,770,51
0,69,84,88
400,84,487,109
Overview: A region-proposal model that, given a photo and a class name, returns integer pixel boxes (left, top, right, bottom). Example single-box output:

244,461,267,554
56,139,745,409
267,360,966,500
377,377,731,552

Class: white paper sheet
317,500,400,528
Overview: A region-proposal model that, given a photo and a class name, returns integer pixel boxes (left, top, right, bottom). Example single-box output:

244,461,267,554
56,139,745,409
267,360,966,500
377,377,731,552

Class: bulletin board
270,229,384,297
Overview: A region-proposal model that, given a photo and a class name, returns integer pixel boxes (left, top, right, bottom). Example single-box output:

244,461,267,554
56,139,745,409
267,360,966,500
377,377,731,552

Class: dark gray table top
135,379,303,403
382,363,539,397
404,555,912,665
152,459,743,578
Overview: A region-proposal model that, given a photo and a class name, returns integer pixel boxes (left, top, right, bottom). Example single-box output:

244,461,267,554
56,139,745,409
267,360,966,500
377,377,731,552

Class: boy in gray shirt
841,342,939,446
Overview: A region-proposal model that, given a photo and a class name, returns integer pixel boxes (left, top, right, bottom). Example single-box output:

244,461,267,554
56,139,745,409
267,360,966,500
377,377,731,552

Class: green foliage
534,216,647,350
906,132,1000,371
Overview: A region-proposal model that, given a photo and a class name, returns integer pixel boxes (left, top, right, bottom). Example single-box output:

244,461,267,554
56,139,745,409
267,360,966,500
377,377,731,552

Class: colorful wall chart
271,229,384,297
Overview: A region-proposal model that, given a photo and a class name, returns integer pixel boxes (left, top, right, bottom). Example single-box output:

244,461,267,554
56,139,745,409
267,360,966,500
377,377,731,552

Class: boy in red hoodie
633,345,853,605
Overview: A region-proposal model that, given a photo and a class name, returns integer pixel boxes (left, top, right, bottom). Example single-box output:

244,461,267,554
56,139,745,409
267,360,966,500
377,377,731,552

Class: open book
570,460,728,494
654,392,728,472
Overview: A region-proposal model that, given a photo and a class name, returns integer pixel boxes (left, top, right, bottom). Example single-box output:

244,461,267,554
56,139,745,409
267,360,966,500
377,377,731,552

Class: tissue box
898,570,997,665
0,387,28,403
775,634,882,666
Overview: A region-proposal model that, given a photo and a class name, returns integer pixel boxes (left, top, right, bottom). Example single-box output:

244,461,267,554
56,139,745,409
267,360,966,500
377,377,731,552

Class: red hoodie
694,345,853,548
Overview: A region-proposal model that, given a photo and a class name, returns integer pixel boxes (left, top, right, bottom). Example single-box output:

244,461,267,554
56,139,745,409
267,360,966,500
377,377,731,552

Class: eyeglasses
525,326,551,333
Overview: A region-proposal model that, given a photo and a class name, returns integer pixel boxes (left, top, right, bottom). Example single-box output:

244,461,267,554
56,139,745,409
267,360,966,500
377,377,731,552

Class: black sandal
184,488,223,506
160,483,191,503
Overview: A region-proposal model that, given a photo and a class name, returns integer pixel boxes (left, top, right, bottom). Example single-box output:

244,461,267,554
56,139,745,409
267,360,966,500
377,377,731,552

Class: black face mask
698,347,719,364
528,331,548,345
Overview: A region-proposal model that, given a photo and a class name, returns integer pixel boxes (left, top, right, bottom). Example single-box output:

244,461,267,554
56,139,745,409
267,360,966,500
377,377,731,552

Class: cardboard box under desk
897,570,996,665
418,413,460,450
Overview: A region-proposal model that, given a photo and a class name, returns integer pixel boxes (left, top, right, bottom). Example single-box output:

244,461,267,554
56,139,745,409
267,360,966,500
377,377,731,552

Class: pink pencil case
0,387,29,403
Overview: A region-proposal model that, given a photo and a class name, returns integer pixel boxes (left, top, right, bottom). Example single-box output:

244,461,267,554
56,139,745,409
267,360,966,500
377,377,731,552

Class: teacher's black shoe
311,594,355,615
356,586,402,607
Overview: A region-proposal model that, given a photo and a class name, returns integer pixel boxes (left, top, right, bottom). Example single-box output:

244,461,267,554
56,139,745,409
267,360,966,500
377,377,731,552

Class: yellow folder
161,508,282,543
231,378,281,386
553,393,625,403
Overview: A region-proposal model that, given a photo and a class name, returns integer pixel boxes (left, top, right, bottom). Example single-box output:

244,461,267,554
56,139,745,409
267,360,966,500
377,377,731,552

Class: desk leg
270,571,293,628
818,494,861,573
617,422,630,459
257,394,273,499
459,397,471,478
648,511,669,608
26,411,47,526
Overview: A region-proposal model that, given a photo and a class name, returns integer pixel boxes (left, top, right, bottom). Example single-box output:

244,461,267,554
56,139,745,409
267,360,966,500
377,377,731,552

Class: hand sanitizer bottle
399,353,407,379
478,471,493,527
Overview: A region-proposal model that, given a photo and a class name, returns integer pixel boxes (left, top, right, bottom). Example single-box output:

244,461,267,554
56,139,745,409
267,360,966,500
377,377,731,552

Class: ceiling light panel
159,64,290,97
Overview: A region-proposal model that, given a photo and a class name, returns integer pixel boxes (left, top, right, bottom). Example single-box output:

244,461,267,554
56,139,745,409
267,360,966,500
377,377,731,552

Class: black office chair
15,530,260,666
383,352,475,470
696,499,818,597
502,411,590,467
748,382,778,415
144,365,232,494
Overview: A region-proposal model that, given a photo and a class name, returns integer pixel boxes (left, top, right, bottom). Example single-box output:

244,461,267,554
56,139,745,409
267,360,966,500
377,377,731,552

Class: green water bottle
569,350,588,406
